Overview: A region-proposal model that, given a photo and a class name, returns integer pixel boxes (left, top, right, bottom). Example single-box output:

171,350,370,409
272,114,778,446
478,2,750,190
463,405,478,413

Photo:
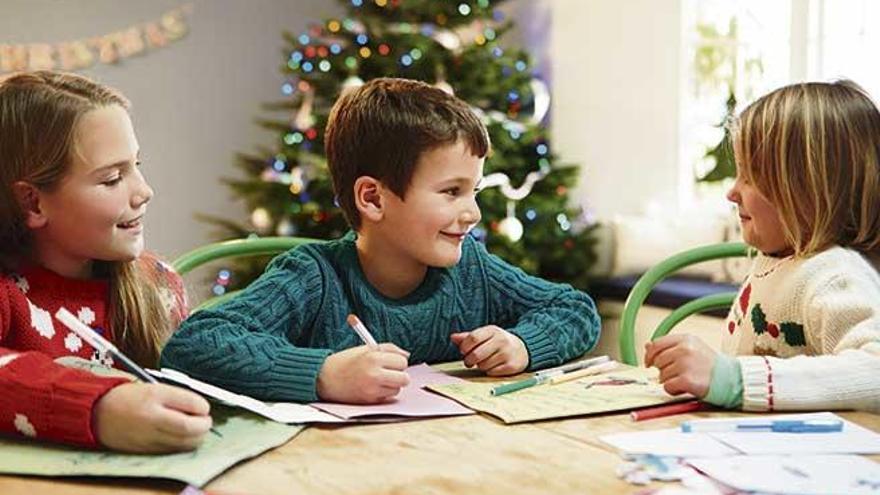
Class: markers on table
534,355,610,378
346,314,379,349
55,307,223,437
491,358,618,396
490,373,558,396
549,360,619,385
630,399,704,422
680,418,844,433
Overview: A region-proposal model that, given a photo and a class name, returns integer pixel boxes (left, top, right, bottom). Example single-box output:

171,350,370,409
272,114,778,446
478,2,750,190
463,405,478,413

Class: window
680,0,879,204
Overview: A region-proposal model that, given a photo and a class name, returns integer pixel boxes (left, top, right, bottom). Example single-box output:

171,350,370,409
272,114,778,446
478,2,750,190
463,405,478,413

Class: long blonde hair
0,71,172,366
731,80,880,257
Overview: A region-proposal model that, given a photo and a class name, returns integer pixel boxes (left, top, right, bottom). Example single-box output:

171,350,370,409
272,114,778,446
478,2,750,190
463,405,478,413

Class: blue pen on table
681,418,844,433
55,307,222,437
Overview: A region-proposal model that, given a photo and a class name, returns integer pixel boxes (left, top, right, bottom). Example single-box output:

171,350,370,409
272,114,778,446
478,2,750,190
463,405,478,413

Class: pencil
548,360,618,385
630,399,705,421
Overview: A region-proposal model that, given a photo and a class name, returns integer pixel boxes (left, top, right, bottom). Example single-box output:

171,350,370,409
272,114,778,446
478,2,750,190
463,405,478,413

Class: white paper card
600,429,739,458
710,412,880,455
149,368,344,423
688,455,880,495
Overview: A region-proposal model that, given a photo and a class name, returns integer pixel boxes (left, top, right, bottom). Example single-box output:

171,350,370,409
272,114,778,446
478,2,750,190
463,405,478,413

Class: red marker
630,400,705,422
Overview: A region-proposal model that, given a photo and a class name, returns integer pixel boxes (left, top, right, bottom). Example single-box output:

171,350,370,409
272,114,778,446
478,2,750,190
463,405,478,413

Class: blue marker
681,418,843,433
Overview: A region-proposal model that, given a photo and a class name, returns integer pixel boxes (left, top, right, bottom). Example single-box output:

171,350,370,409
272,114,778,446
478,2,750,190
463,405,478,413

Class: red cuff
0,353,129,448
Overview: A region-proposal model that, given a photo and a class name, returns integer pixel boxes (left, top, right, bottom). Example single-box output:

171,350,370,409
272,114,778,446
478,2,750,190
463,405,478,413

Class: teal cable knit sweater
160,232,600,402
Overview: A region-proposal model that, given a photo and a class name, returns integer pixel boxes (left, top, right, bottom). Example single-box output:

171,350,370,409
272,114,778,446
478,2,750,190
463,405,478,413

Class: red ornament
305,128,318,140
317,46,329,58
564,239,574,250
304,46,317,58
378,44,391,56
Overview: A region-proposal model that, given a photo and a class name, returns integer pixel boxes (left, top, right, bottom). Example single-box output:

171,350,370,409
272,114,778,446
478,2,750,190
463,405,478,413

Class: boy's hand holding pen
315,315,411,404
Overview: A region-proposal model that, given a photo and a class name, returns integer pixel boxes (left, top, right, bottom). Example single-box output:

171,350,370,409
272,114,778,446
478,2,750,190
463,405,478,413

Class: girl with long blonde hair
0,71,211,452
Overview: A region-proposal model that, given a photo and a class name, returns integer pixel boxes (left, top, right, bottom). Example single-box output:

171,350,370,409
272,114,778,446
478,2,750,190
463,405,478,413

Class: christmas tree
698,89,736,182
201,0,598,296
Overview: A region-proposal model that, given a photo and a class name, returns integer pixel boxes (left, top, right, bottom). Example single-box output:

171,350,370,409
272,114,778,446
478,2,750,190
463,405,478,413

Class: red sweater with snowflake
0,256,186,448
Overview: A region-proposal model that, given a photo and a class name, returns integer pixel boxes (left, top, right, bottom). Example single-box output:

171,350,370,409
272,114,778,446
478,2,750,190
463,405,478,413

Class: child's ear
11,181,48,229
353,176,385,223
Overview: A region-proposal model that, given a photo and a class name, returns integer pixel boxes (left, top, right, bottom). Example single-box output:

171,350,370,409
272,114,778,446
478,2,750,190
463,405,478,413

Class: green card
0,406,303,487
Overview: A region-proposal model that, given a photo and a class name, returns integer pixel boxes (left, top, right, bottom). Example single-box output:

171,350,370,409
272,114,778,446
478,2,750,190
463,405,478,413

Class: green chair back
172,236,321,311
618,242,751,365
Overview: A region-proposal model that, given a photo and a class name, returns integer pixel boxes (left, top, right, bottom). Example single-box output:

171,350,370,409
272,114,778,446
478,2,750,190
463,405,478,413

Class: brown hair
324,77,490,229
0,71,172,366
731,80,880,257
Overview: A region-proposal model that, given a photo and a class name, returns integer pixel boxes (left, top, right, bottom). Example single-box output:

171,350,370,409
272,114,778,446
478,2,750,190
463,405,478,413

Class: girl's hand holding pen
316,343,411,404
451,325,528,376
94,382,213,453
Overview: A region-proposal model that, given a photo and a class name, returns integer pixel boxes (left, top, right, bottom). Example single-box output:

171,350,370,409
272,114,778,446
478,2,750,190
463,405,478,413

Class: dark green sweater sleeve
475,242,601,370
160,249,332,402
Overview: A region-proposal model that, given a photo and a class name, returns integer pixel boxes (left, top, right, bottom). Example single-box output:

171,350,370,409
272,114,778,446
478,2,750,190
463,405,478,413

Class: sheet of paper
0,406,302,487
428,366,687,424
688,455,880,495
310,363,476,419
150,368,345,424
708,412,880,455
600,429,739,458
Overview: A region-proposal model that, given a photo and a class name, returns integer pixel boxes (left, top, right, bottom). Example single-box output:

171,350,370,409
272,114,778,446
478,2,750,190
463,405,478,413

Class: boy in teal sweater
161,78,600,404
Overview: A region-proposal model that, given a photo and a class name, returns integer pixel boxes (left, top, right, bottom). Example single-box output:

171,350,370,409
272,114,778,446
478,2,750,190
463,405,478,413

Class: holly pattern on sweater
722,246,880,412
0,254,186,447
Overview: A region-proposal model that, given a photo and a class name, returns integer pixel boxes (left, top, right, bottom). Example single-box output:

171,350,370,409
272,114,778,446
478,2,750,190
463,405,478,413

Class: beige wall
1,0,340,259
551,0,684,219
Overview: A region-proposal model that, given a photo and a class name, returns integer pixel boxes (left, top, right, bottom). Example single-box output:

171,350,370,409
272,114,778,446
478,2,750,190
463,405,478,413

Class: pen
548,360,619,385
534,355,610,378
630,399,704,421
346,314,379,349
680,418,844,433
490,372,558,396
56,307,157,383
56,307,223,438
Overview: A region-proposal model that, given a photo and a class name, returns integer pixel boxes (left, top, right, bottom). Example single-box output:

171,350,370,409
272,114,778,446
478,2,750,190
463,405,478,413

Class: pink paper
310,363,475,419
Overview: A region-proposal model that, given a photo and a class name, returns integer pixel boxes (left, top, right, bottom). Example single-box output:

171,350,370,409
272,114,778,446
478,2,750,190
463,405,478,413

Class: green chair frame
172,236,321,311
618,242,751,365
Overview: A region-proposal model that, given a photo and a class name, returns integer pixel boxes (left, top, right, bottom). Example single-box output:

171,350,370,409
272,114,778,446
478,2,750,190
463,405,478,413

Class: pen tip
346,314,359,326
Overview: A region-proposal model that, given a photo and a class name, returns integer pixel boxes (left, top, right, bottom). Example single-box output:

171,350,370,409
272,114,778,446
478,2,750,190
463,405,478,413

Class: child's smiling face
30,105,153,277
379,139,484,268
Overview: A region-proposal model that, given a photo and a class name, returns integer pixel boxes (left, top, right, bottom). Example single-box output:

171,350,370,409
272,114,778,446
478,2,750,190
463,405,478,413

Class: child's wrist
704,353,744,408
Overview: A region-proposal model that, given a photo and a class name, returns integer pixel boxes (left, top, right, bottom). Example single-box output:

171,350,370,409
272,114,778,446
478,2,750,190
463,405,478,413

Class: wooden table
1,408,878,495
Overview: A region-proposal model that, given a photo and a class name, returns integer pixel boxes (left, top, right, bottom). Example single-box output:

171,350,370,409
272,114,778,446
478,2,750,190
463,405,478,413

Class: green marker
490,373,556,396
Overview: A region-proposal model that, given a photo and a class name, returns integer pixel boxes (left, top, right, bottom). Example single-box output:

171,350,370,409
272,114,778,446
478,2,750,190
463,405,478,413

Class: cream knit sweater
722,246,880,412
